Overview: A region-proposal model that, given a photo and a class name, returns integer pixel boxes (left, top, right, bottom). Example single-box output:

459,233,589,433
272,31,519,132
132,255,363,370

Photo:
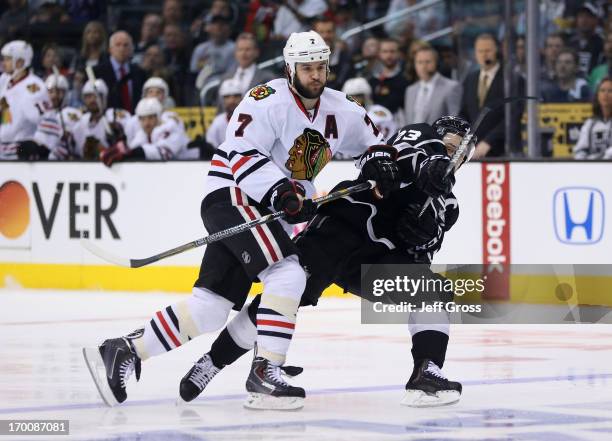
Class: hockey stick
418,95,539,217
81,180,376,268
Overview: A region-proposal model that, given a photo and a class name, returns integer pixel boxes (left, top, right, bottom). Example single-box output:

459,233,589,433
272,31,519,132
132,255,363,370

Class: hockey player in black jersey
179,116,474,408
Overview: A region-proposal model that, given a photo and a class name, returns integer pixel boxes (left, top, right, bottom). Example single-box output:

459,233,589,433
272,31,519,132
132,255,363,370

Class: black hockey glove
396,203,439,248
270,179,317,224
17,141,49,160
418,158,455,198
359,145,400,199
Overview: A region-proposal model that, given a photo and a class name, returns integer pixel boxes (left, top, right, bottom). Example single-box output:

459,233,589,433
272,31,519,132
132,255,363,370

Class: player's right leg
84,189,255,407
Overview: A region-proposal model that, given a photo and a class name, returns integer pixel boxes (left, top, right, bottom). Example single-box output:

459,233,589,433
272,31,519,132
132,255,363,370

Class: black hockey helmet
432,115,471,139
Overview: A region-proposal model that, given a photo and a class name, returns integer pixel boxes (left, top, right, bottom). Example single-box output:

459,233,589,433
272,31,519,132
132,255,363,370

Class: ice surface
1,289,611,440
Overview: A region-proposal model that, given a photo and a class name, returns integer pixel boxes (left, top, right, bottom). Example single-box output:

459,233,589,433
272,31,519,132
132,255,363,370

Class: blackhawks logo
27,83,40,93
346,94,363,107
249,84,275,101
286,128,332,180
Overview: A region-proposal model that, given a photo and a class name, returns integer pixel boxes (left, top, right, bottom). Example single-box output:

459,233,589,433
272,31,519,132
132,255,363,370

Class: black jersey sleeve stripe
257,330,293,339
228,149,263,160
209,171,234,180
234,157,270,184
166,306,180,332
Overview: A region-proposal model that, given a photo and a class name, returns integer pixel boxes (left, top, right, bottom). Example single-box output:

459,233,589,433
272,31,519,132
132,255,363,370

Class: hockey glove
359,145,400,199
17,141,49,160
418,158,455,198
396,203,440,248
270,179,317,224
100,140,130,167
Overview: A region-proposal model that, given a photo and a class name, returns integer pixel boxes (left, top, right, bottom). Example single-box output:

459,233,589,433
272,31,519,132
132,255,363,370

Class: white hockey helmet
45,74,69,91
342,77,372,97
1,40,33,72
135,97,163,118
368,104,397,141
219,78,243,97
142,76,169,100
82,79,108,110
283,31,330,85
82,79,108,97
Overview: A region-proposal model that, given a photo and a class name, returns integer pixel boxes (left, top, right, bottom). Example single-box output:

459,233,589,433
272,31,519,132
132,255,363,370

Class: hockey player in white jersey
100,97,188,166
72,79,130,159
18,73,82,160
124,77,188,145
342,77,397,141
83,30,400,410
205,78,243,148
0,40,50,160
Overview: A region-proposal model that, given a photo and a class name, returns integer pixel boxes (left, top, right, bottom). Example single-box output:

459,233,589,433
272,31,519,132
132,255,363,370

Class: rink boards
0,161,611,304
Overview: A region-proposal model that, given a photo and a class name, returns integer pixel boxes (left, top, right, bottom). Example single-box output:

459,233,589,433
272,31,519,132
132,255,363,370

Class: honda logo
553,187,605,245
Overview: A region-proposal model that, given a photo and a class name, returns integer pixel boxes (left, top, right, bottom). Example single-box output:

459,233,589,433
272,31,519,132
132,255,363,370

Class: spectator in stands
221,33,275,95
133,13,163,65
404,47,461,125
273,0,328,39
0,0,28,40
36,44,65,79
163,0,185,29
312,17,353,91
384,0,448,41
141,44,168,78
514,35,527,80
542,32,565,81
64,0,106,24
66,69,86,108
331,1,361,53
244,1,277,44
353,36,379,78
191,0,237,42
94,31,148,113
460,33,525,158
573,77,612,159
70,21,107,72
542,48,591,103
368,38,410,116
569,2,604,77
191,14,235,88
29,2,70,25
589,32,612,91
161,23,192,106
404,39,430,83
438,43,473,84
207,78,243,149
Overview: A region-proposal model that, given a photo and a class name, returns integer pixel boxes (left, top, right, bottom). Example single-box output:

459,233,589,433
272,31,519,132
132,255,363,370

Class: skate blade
82,347,119,407
400,389,460,408
243,393,304,410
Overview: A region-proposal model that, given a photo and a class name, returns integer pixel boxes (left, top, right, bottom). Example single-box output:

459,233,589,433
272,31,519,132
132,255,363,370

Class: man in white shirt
404,47,461,125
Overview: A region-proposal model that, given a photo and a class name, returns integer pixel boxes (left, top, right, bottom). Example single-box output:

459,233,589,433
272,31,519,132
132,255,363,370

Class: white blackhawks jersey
129,118,188,160
34,106,82,160
72,108,131,159
0,71,51,159
206,112,230,148
206,78,384,203
124,109,189,146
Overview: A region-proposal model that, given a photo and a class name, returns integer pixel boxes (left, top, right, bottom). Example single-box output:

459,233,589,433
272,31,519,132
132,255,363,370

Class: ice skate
179,353,221,402
401,359,461,407
83,337,141,406
244,356,305,410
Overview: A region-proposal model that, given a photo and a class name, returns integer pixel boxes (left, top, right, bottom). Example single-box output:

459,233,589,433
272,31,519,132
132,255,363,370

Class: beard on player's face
293,73,325,99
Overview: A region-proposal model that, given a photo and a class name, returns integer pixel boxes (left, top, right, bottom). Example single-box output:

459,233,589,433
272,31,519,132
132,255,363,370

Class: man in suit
404,47,462,125
94,31,148,113
221,33,275,95
459,33,524,158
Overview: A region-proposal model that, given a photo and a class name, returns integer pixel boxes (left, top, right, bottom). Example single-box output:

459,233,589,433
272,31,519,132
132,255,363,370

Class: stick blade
80,239,132,268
